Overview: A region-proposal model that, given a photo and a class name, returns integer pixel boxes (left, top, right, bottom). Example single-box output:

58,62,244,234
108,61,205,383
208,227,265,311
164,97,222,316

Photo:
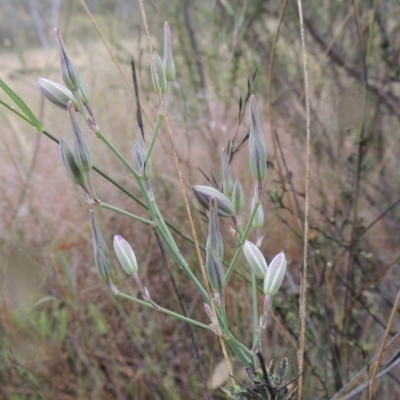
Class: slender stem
98,202,155,226
225,201,260,282
115,290,212,331
144,114,163,164
86,170,97,200
296,0,312,398
251,269,258,349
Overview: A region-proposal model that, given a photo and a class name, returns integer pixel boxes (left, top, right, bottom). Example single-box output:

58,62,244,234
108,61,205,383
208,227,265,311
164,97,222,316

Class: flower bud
132,123,151,176
151,51,167,93
206,249,225,291
59,139,86,186
251,188,264,229
249,95,267,181
77,76,90,105
263,252,286,296
113,235,138,275
68,102,93,172
37,78,79,111
192,185,235,217
231,179,244,212
221,148,233,197
163,21,176,81
89,210,111,282
243,240,267,280
206,197,224,259
54,28,81,91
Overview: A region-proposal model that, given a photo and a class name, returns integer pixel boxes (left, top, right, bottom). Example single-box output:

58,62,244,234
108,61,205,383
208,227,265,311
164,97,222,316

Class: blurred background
1,0,400,399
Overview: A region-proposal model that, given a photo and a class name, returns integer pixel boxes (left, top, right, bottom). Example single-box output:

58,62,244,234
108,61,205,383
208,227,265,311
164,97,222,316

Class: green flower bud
206,197,224,259
221,148,233,197
113,235,138,275
231,179,244,212
243,240,267,279
163,21,176,81
37,78,79,111
249,95,267,181
59,139,86,186
132,123,151,176
251,189,264,229
192,185,235,217
77,76,90,105
54,28,81,91
68,102,93,172
151,51,167,93
89,210,111,282
206,249,225,291
263,252,286,296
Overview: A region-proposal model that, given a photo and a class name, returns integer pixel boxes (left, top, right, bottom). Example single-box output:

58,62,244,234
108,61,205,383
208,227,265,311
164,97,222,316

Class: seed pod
113,235,138,275
221,148,233,197
89,210,111,282
59,139,86,186
151,51,167,93
192,185,235,217
68,102,93,172
54,28,81,92
206,197,224,259
249,95,267,181
231,179,244,212
263,252,286,296
243,240,267,280
206,248,225,291
37,78,79,111
163,21,176,81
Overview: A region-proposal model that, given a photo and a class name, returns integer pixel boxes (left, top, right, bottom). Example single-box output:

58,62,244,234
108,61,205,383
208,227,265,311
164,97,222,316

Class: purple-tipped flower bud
68,102,93,172
243,240,267,280
59,139,86,186
263,252,286,296
54,28,81,91
38,78,79,111
113,235,138,275
192,185,235,217
89,210,111,282
206,249,225,291
231,179,244,212
249,95,267,181
151,51,167,93
206,197,224,259
251,187,264,229
221,148,234,197
163,21,176,81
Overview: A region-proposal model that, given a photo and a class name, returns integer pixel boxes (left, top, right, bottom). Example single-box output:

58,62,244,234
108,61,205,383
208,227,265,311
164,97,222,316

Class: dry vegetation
1,0,400,399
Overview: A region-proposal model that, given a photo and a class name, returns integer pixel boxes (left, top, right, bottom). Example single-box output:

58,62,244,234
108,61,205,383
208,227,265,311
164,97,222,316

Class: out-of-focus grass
1,1,400,399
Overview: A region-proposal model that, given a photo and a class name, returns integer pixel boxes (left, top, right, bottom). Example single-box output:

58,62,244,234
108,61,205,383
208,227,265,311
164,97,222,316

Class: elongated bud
231,179,244,212
192,185,235,217
163,21,176,81
54,28,81,91
68,102,93,172
206,249,225,291
89,210,111,282
221,148,233,197
113,235,138,275
77,76,90,105
151,51,167,93
132,123,151,176
249,95,267,181
263,252,286,296
243,240,267,279
251,187,264,229
59,139,86,186
206,197,224,259
37,78,79,111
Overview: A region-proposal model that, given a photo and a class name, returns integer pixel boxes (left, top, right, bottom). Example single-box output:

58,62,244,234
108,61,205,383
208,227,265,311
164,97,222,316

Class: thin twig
130,56,144,138
369,288,400,398
296,0,312,398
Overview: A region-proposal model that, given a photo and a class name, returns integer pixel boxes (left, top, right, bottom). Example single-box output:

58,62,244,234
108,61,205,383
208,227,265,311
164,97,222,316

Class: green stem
116,290,212,331
86,170,97,200
251,269,259,349
99,202,155,226
225,201,260,282
144,114,163,165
